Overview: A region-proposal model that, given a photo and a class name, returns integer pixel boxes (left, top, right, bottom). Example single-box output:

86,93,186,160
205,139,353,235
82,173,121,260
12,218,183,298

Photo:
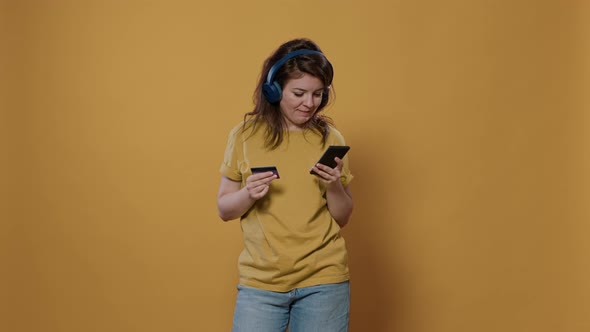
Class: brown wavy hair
243,38,335,149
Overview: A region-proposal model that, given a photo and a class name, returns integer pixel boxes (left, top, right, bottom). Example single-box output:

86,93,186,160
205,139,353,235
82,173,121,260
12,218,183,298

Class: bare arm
217,172,277,221
310,158,354,227
326,183,353,227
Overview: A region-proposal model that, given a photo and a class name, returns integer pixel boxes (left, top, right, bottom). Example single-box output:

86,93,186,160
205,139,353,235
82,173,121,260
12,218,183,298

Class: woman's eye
314,93,323,97
294,93,303,97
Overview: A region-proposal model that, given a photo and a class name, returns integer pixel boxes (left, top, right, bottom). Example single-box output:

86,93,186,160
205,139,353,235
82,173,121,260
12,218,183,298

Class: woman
217,38,354,332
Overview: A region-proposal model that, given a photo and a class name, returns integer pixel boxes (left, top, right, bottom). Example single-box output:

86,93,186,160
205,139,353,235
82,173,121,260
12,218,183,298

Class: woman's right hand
245,172,277,200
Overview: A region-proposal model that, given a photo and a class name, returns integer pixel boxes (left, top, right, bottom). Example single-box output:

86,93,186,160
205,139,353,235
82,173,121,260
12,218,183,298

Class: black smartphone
310,145,350,175
251,166,280,178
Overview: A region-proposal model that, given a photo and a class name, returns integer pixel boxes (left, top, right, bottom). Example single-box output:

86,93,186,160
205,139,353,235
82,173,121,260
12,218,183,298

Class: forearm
326,183,353,227
217,174,277,221
217,187,256,221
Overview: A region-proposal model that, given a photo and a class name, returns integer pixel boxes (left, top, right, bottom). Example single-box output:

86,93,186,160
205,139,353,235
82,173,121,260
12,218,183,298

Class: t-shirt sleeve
329,128,354,187
340,149,354,187
219,125,243,182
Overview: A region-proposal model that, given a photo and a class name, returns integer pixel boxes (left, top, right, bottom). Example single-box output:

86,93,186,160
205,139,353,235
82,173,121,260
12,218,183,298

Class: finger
334,157,344,170
248,178,269,189
255,175,276,187
248,183,270,199
314,163,333,173
314,164,340,179
312,166,335,181
250,172,275,182
254,186,269,198
252,174,277,190
249,174,276,186
259,181,272,193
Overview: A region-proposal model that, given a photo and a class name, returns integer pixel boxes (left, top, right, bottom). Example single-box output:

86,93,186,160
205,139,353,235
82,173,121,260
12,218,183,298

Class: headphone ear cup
262,81,283,104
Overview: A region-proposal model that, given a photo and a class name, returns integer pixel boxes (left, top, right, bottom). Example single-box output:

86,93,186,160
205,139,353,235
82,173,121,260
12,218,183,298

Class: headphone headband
266,49,324,85
262,49,331,104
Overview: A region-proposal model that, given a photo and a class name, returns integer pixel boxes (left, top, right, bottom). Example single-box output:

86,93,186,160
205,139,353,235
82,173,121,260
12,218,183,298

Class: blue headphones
262,49,332,104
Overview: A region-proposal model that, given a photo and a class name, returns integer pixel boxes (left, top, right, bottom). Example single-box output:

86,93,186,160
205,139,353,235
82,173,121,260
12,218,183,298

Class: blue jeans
232,281,350,332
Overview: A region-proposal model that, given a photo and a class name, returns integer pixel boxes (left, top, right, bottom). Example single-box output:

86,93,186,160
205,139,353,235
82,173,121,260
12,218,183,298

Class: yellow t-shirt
220,122,353,292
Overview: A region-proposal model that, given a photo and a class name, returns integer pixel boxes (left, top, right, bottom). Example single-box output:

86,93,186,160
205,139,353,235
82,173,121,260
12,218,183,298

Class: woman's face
279,74,325,130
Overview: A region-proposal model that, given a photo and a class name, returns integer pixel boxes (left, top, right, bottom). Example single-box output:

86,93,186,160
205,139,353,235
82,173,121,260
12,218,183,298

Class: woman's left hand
311,157,343,186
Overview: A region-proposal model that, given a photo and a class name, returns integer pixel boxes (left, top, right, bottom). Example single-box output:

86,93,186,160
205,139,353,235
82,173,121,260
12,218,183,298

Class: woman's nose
303,94,315,107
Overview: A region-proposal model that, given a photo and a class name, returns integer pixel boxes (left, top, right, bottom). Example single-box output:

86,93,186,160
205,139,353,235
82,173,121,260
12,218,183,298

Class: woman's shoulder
226,119,264,141
227,121,244,135
326,125,347,144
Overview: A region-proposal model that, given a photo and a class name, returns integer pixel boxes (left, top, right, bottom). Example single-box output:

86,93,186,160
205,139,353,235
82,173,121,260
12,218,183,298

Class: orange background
2,1,589,331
